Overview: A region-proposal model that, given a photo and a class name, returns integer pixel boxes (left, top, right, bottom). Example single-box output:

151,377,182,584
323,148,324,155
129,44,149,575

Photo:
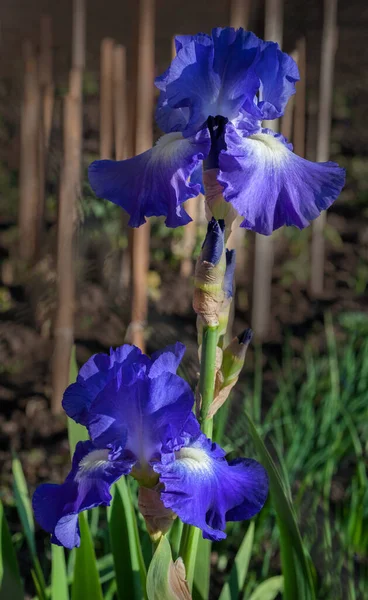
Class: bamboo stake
114,44,131,290
293,37,306,158
227,1,252,281
229,0,251,29
37,15,54,259
128,0,155,352
100,38,115,159
310,0,338,296
172,35,198,279
39,15,54,147
114,44,128,161
72,0,85,69
251,0,283,340
281,49,299,141
51,0,84,413
18,41,40,262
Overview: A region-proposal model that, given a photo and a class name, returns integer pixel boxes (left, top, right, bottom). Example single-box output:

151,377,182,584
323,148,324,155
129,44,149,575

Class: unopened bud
221,328,253,387
218,249,236,337
193,218,226,327
146,535,191,600
208,329,253,418
203,169,238,239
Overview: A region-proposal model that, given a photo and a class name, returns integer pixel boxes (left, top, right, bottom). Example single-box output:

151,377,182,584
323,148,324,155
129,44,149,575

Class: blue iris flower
88,27,345,235
32,343,268,548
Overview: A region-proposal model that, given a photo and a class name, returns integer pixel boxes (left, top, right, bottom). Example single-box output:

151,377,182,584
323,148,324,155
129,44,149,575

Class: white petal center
76,448,110,480
175,447,212,473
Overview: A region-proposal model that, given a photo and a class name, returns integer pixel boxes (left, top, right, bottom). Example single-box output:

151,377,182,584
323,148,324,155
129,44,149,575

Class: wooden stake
52,70,83,413
18,41,40,262
229,0,251,29
72,0,85,69
251,0,283,340
281,49,299,141
100,38,115,159
114,44,131,290
128,0,155,352
310,0,338,296
171,35,198,279
37,15,54,260
114,44,128,161
51,0,85,413
293,37,306,158
227,1,252,284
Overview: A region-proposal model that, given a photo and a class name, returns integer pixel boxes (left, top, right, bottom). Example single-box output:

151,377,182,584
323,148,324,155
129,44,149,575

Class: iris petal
149,342,186,378
219,125,345,235
156,426,268,541
247,41,299,120
88,131,210,227
32,441,134,548
87,369,194,462
156,29,261,137
62,345,144,425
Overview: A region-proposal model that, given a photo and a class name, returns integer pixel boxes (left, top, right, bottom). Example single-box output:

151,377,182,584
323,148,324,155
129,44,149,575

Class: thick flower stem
179,523,200,590
180,324,218,586
199,325,219,432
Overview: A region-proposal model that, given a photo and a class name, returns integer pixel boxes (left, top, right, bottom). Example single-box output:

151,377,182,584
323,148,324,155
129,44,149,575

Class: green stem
179,524,201,590
199,325,219,427
181,324,218,585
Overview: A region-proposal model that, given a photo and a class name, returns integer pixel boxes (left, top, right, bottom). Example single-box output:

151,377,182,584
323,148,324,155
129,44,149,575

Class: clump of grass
220,312,368,600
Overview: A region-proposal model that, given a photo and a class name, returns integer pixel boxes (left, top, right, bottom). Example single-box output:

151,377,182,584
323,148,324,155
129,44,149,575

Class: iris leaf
0,498,23,600
244,410,316,600
193,537,211,600
247,576,284,600
218,521,254,600
71,513,103,600
51,546,69,600
107,477,147,600
12,455,47,599
67,346,88,456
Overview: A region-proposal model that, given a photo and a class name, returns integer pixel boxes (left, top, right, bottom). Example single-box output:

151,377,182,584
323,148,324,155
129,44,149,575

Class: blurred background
0,1,367,599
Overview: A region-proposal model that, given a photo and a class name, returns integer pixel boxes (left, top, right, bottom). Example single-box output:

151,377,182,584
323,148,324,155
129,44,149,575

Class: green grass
221,313,368,600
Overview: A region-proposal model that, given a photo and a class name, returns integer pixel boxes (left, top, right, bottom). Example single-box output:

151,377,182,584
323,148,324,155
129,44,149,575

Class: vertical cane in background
251,0,283,341
281,49,299,141
18,41,40,263
51,0,85,414
129,0,155,352
310,0,338,296
113,44,131,290
225,0,252,342
293,37,306,158
37,15,54,260
100,38,114,160
172,36,199,279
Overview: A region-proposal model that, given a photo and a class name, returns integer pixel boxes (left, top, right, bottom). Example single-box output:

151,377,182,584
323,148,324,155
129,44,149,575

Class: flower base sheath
88,27,345,235
33,343,268,548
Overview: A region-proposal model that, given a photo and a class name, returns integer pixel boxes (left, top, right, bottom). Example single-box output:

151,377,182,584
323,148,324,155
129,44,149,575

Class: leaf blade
219,521,254,600
108,477,146,600
244,410,316,600
71,513,103,600
0,499,23,600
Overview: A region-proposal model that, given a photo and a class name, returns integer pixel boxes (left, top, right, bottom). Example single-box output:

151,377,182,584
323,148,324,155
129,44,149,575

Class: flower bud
208,329,253,418
218,249,236,338
193,218,226,327
221,328,253,387
138,485,176,542
203,169,238,239
146,535,191,600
